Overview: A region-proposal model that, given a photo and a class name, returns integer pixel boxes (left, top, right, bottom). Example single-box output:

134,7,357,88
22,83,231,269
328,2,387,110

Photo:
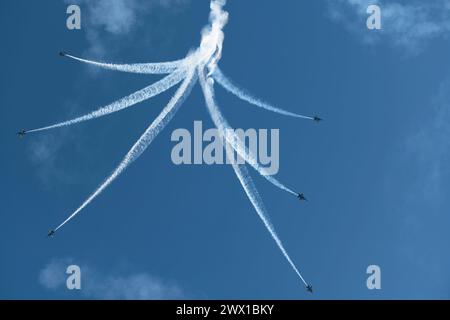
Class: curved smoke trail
62,52,188,75
200,0,228,76
199,69,297,196
28,69,187,133
200,66,308,286
54,69,198,231
213,68,314,120
230,159,308,287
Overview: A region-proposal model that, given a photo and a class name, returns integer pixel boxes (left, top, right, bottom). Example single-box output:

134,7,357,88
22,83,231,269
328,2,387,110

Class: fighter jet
17,129,27,138
313,116,323,122
306,284,313,293
47,230,55,237
297,193,307,201
59,51,67,57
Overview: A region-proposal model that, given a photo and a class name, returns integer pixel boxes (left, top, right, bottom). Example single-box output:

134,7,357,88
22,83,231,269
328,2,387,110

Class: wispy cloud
26,101,88,189
83,272,184,300
39,259,69,290
386,79,450,296
404,79,450,203
39,258,186,299
27,131,71,189
64,0,190,58
327,0,450,52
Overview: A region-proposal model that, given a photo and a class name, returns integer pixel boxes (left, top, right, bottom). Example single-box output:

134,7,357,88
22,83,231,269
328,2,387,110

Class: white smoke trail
63,52,188,75
54,69,198,231
196,2,301,196
200,0,228,76
28,70,187,133
213,68,314,120
198,69,297,196
230,159,308,287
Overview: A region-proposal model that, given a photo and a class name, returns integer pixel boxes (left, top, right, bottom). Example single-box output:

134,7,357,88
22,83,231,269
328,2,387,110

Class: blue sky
1,0,450,299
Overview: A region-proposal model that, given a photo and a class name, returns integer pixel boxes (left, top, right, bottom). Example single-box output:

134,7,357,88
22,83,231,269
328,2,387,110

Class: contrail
54,69,197,231
199,69,298,197
32,0,315,291
213,67,314,120
28,70,187,133
201,0,228,77
200,61,308,286
223,122,297,196
230,153,309,287
62,52,189,75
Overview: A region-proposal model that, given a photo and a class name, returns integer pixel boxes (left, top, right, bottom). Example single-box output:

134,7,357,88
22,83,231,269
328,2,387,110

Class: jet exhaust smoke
54,69,198,231
199,69,298,197
230,153,309,286
213,68,314,120
27,70,187,133
61,52,184,75
26,0,313,291
199,62,308,287
200,0,228,77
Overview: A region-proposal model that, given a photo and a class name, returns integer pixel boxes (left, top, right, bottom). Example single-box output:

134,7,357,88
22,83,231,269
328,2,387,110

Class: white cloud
39,259,186,299
88,0,139,35
405,79,450,202
29,134,60,164
371,78,450,296
26,100,86,189
64,0,190,58
328,0,450,52
27,131,70,188
39,259,69,290
83,272,184,300
386,80,450,295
